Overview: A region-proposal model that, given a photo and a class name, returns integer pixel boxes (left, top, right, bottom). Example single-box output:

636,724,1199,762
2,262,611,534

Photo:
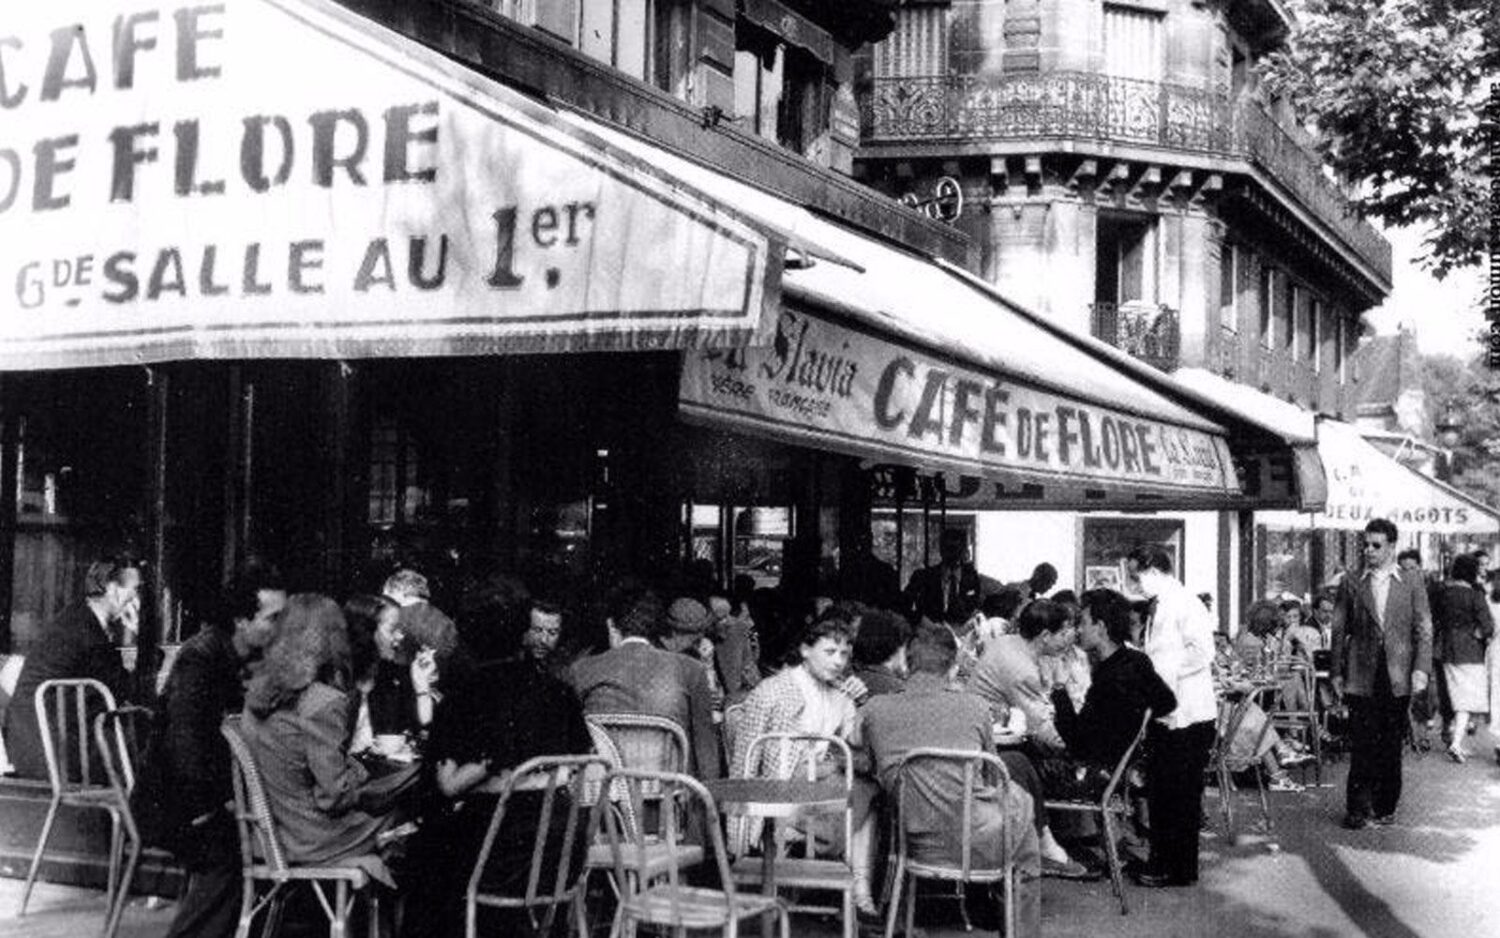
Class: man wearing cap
568,587,722,779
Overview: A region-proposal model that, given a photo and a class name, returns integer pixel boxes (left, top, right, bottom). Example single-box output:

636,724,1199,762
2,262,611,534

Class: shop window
687,503,794,589
873,3,950,78
1103,3,1164,82
734,22,827,155
1218,242,1238,332
870,510,974,590
367,414,429,527
1081,517,1183,597
1259,525,1314,602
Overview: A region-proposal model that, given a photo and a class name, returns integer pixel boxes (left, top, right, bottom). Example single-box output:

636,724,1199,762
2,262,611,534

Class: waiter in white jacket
1129,545,1217,888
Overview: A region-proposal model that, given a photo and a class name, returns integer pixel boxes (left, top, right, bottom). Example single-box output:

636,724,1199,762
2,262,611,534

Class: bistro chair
92,706,150,938
221,716,383,938
885,748,1021,938
731,732,856,938
1209,688,1275,841
464,754,612,938
17,678,131,923
1043,709,1151,915
599,767,790,938
582,714,703,892
1269,658,1324,786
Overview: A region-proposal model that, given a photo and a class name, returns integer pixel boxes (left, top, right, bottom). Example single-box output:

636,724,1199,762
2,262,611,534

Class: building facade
855,0,1395,623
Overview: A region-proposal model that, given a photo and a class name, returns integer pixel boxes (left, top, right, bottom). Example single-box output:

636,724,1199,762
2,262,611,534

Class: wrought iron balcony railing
860,73,1392,279
1091,301,1180,372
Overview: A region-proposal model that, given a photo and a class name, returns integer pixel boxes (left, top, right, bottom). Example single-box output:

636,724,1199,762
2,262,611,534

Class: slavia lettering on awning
681,308,1237,493
0,0,776,368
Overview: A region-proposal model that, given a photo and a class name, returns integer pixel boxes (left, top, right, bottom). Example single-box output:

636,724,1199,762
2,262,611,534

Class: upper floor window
1335,314,1347,383
499,1,691,98
1103,3,1164,82
1258,267,1276,348
1280,280,1297,353
1218,242,1239,332
1309,298,1323,371
874,3,950,78
1096,215,1156,306
735,21,828,155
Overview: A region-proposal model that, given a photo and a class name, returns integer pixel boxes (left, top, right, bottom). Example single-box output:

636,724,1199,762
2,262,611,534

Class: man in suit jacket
3,556,141,780
904,528,982,625
1332,518,1433,829
568,588,721,779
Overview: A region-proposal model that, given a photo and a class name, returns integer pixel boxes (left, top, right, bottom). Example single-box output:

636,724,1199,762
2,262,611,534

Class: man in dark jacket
1046,589,1177,799
154,563,286,938
3,555,141,780
904,528,982,625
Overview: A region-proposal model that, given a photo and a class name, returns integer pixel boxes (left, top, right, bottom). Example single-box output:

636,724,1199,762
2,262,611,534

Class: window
874,3,950,78
1279,279,1296,352
1259,267,1276,348
1218,242,1238,332
580,0,649,80
367,414,428,527
1096,216,1154,305
1104,4,1165,81
1308,297,1322,369
734,22,827,154
1335,314,1346,382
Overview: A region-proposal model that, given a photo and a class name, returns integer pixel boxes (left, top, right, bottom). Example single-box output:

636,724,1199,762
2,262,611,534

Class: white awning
0,0,781,367
1260,418,1500,536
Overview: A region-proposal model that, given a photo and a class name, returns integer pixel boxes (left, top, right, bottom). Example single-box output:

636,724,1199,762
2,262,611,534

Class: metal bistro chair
1209,687,1274,841
464,754,612,938
17,678,135,928
92,706,150,938
1269,658,1324,786
582,713,704,892
1043,709,1151,915
730,732,856,938
885,748,1022,938
221,716,383,938
600,767,790,938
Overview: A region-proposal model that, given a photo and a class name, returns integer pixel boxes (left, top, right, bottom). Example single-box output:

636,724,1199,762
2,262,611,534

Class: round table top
704,778,846,817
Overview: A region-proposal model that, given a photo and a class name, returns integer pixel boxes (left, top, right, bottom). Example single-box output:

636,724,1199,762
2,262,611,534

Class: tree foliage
1419,350,1500,508
1260,0,1493,278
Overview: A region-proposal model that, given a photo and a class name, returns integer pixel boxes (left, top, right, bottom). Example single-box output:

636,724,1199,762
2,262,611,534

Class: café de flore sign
681,307,1239,503
0,0,779,368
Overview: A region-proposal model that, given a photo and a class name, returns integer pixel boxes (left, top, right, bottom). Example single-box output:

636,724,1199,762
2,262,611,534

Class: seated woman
239,594,414,874
343,594,438,759
401,583,593,938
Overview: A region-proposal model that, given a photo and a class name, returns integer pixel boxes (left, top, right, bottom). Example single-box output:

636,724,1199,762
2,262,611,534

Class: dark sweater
1053,646,1176,768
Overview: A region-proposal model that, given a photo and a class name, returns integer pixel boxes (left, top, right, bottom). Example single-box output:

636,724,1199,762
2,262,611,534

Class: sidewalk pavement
3,726,1498,938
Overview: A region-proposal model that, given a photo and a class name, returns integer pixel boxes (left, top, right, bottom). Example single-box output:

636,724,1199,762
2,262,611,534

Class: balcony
1091,301,1180,372
860,73,1391,280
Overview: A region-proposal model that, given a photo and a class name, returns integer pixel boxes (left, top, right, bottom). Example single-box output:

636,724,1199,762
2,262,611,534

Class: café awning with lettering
1258,418,1499,536
0,0,781,368
565,128,1264,508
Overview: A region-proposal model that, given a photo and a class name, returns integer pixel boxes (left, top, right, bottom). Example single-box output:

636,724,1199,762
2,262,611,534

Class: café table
704,777,846,938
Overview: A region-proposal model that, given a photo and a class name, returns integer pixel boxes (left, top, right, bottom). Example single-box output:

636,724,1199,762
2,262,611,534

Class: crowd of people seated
1,537,1339,938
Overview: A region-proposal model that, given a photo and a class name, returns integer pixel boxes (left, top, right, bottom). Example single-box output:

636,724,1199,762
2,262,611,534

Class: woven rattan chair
1042,709,1151,914
220,716,383,938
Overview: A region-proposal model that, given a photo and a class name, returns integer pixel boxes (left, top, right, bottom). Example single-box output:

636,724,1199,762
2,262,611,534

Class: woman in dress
1430,553,1495,762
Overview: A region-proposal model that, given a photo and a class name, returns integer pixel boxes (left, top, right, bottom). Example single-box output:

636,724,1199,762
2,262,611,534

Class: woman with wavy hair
240,593,412,869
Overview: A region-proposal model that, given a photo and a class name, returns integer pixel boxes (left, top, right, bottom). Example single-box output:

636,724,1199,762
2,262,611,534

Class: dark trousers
163,815,242,938
1345,654,1409,820
1145,720,1214,882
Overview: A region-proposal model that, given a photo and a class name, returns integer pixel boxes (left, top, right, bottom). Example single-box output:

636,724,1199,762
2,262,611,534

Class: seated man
965,599,1073,752
1045,590,1177,799
568,586,721,780
859,624,1042,938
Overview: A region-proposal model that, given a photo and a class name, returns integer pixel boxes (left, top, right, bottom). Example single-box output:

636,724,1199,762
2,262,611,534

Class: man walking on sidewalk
1332,518,1433,829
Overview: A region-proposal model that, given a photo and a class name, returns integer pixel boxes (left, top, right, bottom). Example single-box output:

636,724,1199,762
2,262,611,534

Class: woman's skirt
1444,661,1488,713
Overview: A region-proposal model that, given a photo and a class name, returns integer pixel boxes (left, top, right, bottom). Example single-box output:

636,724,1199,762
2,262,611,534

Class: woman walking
1429,554,1495,762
